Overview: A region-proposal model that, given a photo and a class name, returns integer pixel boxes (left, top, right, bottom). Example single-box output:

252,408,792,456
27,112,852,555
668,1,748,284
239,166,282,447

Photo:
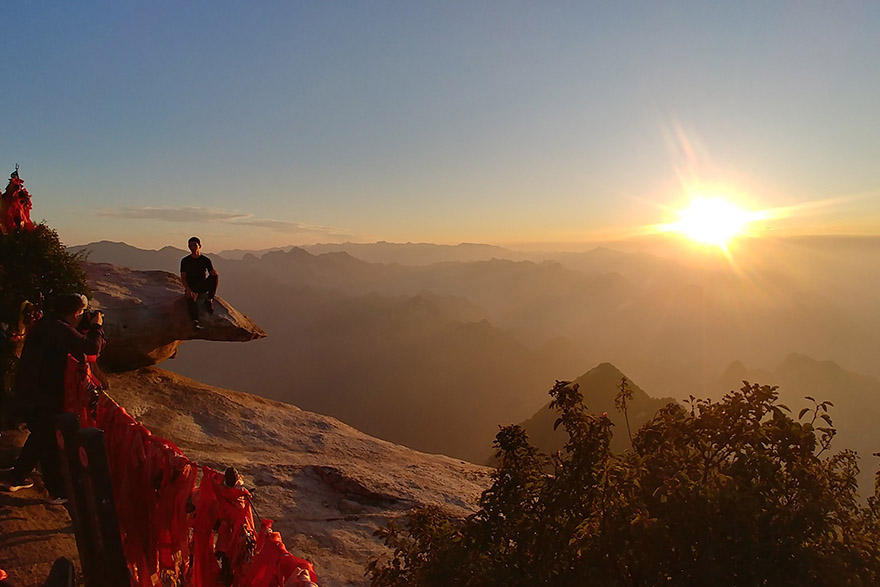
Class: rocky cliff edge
82,262,266,371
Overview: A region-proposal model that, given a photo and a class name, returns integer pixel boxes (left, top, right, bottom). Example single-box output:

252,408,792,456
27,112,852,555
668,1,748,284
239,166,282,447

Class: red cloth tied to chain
242,520,318,587
97,399,154,586
144,436,197,582
63,355,101,427
193,467,258,586
88,391,318,586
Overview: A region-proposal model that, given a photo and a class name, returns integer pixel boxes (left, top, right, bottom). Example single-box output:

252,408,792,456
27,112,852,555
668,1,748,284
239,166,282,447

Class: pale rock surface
107,368,492,586
82,262,265,371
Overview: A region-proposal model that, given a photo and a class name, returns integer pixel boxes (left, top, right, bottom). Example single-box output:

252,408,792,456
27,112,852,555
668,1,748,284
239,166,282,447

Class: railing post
55,413,100,583
56,415,130,586
76,427,130,586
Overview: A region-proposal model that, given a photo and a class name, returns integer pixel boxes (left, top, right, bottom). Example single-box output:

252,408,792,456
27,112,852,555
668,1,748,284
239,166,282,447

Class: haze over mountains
220,242,529,264
70,238,880,477
713,353,880,494
516,358,880,495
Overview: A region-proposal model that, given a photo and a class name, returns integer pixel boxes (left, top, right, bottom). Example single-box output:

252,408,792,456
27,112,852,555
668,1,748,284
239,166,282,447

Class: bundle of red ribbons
64,357,318,586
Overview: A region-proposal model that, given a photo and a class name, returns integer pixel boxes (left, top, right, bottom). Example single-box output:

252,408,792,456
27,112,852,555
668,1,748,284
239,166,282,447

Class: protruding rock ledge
82,262,266,371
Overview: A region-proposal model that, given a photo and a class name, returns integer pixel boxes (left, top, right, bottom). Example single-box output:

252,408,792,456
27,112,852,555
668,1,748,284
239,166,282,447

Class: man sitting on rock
180,236,219,330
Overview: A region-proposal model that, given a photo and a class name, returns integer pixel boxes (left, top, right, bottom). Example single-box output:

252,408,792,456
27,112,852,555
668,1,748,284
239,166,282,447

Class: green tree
369,382,880,586
0,222,89,325
0,223,89,423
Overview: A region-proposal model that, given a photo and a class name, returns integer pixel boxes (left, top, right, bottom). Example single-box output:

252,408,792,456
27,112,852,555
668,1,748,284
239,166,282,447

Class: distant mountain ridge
69,240,188,271
302,241,529,265
214,241,529,264
714,353,880,496
216,245,297,259
521,357,880,497
68,240,880,469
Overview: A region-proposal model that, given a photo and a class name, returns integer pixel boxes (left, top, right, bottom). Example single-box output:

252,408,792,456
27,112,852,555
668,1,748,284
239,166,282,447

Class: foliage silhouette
368,381,880,586
0,223,89,324
0,223,90,422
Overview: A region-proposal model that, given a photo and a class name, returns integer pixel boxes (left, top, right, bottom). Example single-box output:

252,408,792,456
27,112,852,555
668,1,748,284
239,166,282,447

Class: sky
3,1,880,253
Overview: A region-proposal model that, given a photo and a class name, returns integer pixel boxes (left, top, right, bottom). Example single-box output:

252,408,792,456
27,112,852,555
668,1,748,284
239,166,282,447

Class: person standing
1,293,105,503
180,236,219,330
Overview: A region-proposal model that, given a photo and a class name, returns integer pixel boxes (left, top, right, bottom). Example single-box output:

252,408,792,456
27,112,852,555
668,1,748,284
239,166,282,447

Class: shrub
368,382,880,586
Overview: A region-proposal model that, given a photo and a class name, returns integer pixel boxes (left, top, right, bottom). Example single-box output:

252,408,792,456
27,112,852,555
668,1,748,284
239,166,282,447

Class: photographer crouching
0,293,105,504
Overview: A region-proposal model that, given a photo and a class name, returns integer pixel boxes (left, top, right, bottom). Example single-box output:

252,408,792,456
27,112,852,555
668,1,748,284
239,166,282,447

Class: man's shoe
193,320,203,330
46,496,68,506
3,479,34,492
205,298,214,314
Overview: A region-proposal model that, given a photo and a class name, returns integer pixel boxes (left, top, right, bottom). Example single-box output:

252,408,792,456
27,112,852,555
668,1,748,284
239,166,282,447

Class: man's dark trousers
13,409,65,497
186,274,218,321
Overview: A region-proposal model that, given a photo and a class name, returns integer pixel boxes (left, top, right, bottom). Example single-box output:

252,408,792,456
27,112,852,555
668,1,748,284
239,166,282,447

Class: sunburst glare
656,196,771,252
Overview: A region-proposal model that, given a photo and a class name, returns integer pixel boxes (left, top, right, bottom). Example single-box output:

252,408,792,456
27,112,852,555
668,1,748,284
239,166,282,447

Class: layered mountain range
9,241,879,582
70,239,880,477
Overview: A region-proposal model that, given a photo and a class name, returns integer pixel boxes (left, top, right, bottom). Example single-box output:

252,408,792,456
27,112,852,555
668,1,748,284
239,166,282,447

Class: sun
664,197,759,249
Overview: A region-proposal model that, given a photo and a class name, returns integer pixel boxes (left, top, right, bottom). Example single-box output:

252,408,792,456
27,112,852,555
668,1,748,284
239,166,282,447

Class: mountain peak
517,361,674,458
721,360,749,381
576,361,628,389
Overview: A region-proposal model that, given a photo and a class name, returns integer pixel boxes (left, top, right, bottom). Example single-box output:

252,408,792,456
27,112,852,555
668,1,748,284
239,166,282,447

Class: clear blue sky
4,1,880,251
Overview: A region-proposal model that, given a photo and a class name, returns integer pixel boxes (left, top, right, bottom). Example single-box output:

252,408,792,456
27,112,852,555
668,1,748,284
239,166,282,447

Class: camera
78,309,104,330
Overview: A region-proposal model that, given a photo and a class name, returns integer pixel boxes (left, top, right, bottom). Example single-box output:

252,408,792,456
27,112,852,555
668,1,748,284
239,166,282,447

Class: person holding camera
180,236,219,330
0,293,105,503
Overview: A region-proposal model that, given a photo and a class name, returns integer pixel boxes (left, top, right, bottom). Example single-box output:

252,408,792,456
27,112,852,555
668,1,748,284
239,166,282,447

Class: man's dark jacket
14,317,105,413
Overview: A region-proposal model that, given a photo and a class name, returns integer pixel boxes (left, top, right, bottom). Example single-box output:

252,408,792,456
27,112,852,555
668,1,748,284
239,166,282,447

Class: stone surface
82,262,265,371
109,368,491,586
0,368,492,586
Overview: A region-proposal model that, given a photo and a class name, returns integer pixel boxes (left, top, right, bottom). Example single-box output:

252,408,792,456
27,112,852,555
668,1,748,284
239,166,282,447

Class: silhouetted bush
0,223,89,422
0,223,89,325
369,381,880,586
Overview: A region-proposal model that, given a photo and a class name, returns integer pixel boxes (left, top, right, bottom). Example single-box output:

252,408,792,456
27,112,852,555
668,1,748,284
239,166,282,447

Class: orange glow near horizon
655,195,771,252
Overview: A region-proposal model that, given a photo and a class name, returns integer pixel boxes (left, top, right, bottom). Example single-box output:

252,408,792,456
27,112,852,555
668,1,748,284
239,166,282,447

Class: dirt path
0,428,81,587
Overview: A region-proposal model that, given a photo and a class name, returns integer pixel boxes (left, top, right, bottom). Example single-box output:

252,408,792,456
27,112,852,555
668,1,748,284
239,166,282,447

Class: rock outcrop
110,368,491,585
82,262,265,371
0,367,493,586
